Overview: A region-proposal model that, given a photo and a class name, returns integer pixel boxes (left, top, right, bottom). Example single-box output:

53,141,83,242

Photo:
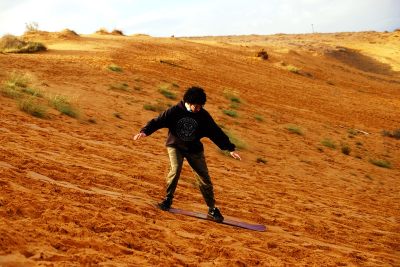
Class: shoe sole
207,214,224,223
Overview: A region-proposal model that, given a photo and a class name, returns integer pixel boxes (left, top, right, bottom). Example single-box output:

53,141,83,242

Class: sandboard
166,207,266,232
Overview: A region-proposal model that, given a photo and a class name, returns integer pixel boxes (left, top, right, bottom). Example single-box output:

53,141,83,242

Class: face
189,103,204,113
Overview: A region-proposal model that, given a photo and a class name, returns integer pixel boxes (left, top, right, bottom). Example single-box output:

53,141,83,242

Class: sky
0,0,399,37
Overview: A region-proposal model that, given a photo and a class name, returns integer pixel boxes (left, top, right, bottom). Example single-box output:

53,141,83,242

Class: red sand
0,31,399,266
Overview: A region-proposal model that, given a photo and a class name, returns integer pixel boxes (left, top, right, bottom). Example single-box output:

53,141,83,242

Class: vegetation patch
321,138,336,149
1,72,32,99
341,144,351,155
285,125,303,135
143,102,167,112
287,65,300,74
1,84,22,99
256,49,269,60
224,89,241,104
49,95,79,118
254,115,264,122
21,87,43,97
111,29,124,36
223,109,238,118
108,64,123,72
369,159,392,169
18,98,47,118
113,113,123,119
256,157,267,164
1,72,81,119
223,129,247,150
159,87,176,100
109,83,130,92
382,129,400,140
0,34,46,53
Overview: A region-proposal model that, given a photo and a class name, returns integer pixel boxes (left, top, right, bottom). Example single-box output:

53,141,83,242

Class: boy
133,86,241,222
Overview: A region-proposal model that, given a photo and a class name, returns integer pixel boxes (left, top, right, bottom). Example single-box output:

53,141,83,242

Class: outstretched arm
134,105,175,141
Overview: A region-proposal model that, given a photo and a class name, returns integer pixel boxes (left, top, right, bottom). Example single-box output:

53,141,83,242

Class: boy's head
183,86,207,105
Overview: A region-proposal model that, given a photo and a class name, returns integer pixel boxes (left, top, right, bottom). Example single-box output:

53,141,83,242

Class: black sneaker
207,207,224,223
157,197,172,211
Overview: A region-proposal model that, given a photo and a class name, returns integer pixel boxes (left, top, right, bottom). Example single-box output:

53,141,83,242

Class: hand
133,132,147,140
230,151,241,160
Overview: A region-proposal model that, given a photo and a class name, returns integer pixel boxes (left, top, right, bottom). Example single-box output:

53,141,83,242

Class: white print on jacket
176,117,198,141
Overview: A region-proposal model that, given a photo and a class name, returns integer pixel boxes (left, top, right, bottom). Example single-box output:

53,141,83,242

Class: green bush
108,64,123,72
21,87,43,97
159,88,176,99
49,95,79,118
369,159,391,169
18,98,47,118
254,115,264,122
0,72,33,99
0,85,22,99
285,125,303,135
143,103,165,112
223,129,247,150
321,138,336,149
287,65,300,74
223,109,238,118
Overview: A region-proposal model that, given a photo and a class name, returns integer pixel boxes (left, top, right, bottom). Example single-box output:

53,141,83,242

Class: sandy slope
0,31,399,266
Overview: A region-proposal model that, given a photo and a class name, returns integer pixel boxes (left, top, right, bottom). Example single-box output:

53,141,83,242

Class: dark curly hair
183,86,207,105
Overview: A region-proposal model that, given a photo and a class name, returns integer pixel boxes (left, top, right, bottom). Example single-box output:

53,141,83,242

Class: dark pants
165,146,215,208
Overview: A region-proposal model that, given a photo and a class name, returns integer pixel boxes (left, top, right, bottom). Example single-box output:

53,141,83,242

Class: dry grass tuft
0,34,46,53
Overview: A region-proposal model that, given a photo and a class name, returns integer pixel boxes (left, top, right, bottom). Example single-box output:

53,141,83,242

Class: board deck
167,207,266,232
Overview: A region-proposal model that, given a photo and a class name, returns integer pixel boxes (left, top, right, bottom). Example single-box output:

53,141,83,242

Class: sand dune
0,30,399,266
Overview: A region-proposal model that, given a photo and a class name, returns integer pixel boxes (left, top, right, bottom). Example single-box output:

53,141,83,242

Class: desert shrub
111,29,124,36
159,88,176,99
369,159,391,169
0,85,22,99
0,72,33,98
88,118,97,124
109,83,130,92
285,125,303,135
321,138,336,149
0,35,26,50
256,49,268,60
223,109,238,118
341,144,351,155
256,157,267,164
382,129,400,140
96,28,109,34
108,64,123,72
223,89,241,104
59,29,79,37
21,87,43,97
49,95,79,118
143,103,166,112
0,34,46,53
113,113,122,119
223,129,247,150
287,65,300,74
254,115,264,122
18,98,47,118
25,22,39,32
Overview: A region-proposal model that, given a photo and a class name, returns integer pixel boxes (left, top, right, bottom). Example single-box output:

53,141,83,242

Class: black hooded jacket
140,101,236,153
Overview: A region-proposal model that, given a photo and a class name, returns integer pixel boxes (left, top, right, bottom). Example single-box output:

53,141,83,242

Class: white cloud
0,0,398,37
